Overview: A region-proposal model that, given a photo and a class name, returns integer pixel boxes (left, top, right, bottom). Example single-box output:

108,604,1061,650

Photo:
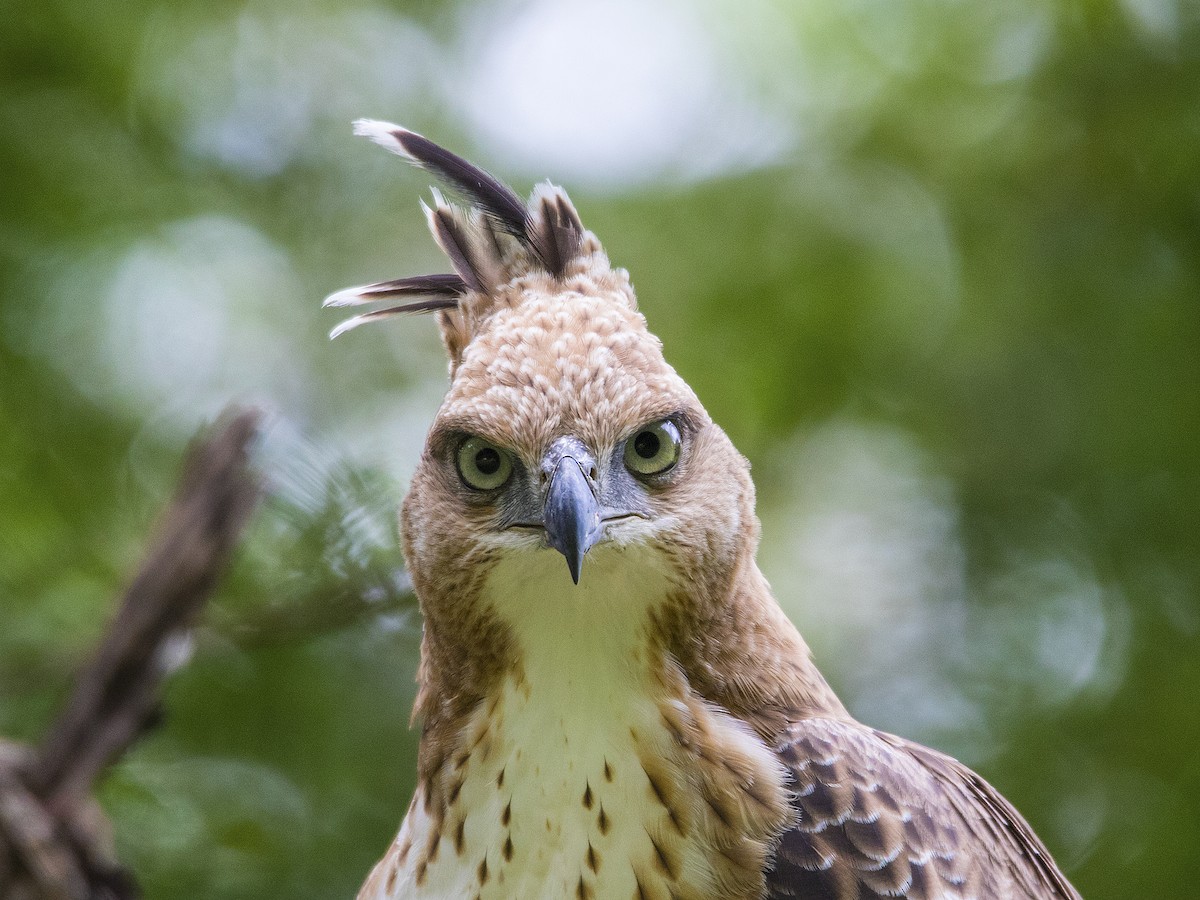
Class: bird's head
326,122,759,636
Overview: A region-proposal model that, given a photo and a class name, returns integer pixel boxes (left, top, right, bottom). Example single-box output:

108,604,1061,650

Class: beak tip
566,548,585,584
544,455,600,587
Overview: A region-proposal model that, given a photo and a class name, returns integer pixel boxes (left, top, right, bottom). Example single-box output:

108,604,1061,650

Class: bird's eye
456,436,513,491
624,420,681,476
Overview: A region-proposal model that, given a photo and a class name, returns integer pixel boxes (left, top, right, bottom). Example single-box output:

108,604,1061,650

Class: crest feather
322,273,467,309
526,182,584,278
421,189,505,295
326,120,606,355
353,119,527,237
328,296,461,340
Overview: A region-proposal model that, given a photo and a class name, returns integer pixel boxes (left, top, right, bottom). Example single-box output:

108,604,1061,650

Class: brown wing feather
766,718,1082,900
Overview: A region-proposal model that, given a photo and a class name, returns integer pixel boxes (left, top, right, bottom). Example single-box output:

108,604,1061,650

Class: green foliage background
1,1,1197,897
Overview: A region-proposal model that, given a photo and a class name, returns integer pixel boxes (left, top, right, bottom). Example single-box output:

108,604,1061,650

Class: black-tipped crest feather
556,193,584,236
356,273,467,299
329,296,461,339
429,205,486,294
526,184,584,277
551,191,584,268
324,273,468,308
394,129,528,237
329,121,602,342
351,296,460,319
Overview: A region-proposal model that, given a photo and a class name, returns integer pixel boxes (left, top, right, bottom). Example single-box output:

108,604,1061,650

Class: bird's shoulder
765,716,1081,900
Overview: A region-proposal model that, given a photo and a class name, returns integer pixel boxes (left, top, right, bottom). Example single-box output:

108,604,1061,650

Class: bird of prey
327,121,1083,900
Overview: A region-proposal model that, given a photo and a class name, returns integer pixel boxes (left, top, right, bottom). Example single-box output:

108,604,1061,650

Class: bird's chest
392,682,700,899
359,554,792,900
367,673,787,900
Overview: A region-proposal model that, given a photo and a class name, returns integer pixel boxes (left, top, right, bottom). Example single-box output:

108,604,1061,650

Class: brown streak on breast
640,756,686,837
425,830,441,864
701,788,733,829
715,840,757,871
648,833,678,880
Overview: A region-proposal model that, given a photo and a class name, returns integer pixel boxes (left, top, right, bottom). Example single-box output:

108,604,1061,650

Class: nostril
588,466,598,481
540,470,550,487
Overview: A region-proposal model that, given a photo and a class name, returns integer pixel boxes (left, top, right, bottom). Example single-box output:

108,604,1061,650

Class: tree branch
0,408,263,900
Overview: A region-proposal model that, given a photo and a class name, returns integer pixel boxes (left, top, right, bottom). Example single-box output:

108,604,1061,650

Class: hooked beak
543,455,602,584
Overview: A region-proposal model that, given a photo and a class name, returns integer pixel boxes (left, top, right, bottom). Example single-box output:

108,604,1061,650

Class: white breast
360,537,787,900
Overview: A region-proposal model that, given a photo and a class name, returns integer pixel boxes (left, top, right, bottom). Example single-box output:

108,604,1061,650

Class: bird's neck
657,559,850,737
412,541,847,810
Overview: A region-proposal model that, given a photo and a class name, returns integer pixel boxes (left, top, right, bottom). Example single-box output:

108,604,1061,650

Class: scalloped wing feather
767,718,1083,900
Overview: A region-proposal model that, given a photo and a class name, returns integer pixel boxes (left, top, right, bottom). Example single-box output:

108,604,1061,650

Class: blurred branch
206,568,413,651
199,449,417,652
0,408,263,900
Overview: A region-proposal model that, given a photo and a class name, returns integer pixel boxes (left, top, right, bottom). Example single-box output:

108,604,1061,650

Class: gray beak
543,455,602,584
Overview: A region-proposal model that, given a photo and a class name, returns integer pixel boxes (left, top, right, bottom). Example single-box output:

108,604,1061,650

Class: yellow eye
624,420,681,476
456,436,513,490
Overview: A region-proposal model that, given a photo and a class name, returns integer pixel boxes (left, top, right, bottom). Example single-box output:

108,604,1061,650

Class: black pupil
634,430,661,460
475,447,501,475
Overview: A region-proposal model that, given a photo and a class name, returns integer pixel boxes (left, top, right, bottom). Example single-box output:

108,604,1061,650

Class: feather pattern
327,121,602,342
421,191,503,295
322,273,467,308
525,182,584,277
766,719,1083,900
328,297,460,339
353,119,528,237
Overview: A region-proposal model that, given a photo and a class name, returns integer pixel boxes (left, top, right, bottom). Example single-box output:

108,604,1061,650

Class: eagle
326,121,1082,900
